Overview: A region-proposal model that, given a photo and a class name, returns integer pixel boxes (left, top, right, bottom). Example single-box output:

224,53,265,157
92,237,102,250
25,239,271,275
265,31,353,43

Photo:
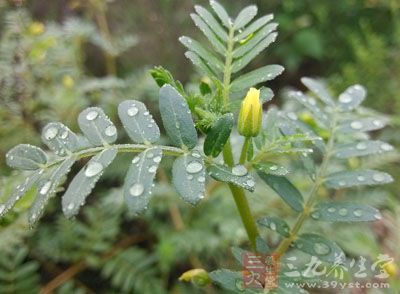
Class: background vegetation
0,0,398,293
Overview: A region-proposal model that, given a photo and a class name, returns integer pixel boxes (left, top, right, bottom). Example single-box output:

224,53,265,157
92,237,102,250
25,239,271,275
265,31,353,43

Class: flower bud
179,269,210,287
238,88,262,137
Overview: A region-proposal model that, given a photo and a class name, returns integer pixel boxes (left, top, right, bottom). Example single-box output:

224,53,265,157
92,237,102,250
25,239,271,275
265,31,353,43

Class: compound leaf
325,169,393,189
42,123,80,156
258,216,290,237
311,202,382,222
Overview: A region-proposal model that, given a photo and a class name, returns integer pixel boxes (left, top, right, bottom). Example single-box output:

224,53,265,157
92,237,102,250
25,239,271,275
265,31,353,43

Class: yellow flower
238,88,262,137
384,262,398,277
62,75,74,88
29,22,45,35
179,269,210,286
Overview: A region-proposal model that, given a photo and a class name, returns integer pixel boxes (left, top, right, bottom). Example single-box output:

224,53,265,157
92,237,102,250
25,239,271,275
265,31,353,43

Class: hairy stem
221,27,259,250
276,113,338,257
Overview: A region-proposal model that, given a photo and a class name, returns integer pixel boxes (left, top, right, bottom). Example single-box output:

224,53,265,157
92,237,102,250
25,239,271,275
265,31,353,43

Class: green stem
220,26,259,250
239,137,251,165
275,113,338,257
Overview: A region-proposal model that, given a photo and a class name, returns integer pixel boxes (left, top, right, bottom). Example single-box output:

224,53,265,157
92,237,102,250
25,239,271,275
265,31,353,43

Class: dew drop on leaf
372,173,385,182
350,121,363,130
328,207,336,213
132,157,140,164
313,242,330,255
148,165,157,173
127,106,139,116
353,209,363,217
374,213,382,220
232,165,247,176
45,127,58,140
153,156,162,163
356,142,367,150
357,176,365,182
380,143,393,151
198,176,205,183
86,110,99,121
40,181,52,195
338,208,348,216
129,183,144,197
270,165,278,171
105,125,117,137
186,161,203,174
246,179,255,187
270,222,276,231
339,93,352,103
67,203,74,210
85,162,103,177
0,204,5,215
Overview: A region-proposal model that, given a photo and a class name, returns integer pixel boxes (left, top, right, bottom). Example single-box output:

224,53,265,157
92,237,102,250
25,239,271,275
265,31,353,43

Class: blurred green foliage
0,0,399,293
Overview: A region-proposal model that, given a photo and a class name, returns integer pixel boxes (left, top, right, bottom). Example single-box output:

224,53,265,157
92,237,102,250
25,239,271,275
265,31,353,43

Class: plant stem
221,26,259,250
275,113,338,257
239,137,251,165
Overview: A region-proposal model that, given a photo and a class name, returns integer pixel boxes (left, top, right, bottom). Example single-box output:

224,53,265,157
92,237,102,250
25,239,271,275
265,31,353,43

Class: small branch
40,234,145,294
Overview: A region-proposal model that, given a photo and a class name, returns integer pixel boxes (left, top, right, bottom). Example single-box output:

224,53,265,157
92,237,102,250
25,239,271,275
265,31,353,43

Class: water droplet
339,93,352,103
296,242,303,249
328,207,336,213
308,97,316,105
350,121,363,130
127,106,138,116
372,119,382,127
311,212,320,219
338,208,348,216
144,111,149,116
357,176,365,182
85,162,103,177
146,152,154,158
373,173,385,182
374,213,382,220
232,165,247,176
40,181,52,195
338,181,346,187
45,127,58,140
86,110,99,121
148,165,157,173
246,179,255,187
186,161,203,174
380,143,393,151
67,203,74,210
187,175,194,180
105,125,116,137
153,156,162,163
129,183,144,197
60,131,68,139
356,142,367,150
270,165,278,171
313,242,330,255
198,176,205,183
132,157,140,164
270,222,276,231
353,209,363,217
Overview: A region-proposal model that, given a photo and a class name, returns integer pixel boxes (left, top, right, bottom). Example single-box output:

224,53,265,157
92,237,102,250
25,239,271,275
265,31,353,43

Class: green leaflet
123,147,162,213
208,164,255,192
172,151,206,205
293,233,344,263
0,169,43,218
231,32,278,73
258,216,290,237
209,0,231,28
338,84,366,111
230,64,284,92
194,5,228,41
234,14,274,42
233,5,257,30
62,148,117,218
159,84,198,149
118,100,160,144
78,107,117,146
311,202,382,222
191,13,225,55
338,117,389,133
28,157,76,225
232,23,278,58
179,36,224,73
257,172,303,212
253,162,289,176
184,51,218,78
209,269,248,292
301,77,335,107
334,140,394,159
204,113,233,157
41,122,80,156
6,144,47,171
324,169,393,189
